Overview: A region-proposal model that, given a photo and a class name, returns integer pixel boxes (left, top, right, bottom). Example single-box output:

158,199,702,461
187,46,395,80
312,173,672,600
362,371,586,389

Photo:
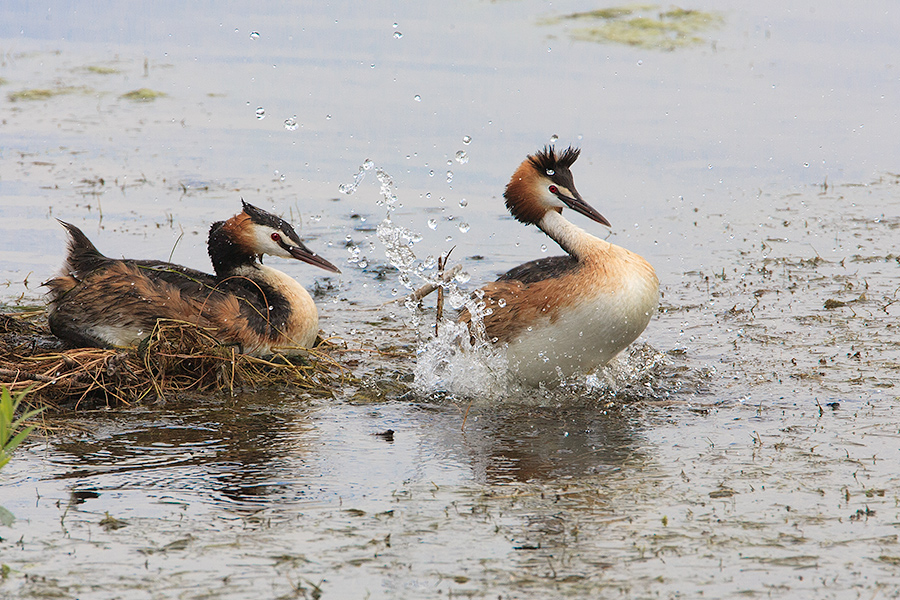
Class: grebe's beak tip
289,244,341,274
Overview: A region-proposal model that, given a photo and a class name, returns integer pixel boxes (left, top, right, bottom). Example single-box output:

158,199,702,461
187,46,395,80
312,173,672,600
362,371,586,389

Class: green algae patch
85,65,120,75
120,88,166,102
8,86,88,102
544,5,723,50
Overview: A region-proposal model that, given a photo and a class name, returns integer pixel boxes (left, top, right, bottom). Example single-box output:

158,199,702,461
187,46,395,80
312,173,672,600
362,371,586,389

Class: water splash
340,160,509,399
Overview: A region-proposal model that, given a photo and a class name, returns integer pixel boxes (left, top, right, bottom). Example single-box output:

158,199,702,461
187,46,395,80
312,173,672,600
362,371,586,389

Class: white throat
537,210,607,258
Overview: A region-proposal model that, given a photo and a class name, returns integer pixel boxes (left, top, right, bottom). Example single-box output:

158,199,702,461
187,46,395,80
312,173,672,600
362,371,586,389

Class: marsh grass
0,385,43,471
0,310,351,410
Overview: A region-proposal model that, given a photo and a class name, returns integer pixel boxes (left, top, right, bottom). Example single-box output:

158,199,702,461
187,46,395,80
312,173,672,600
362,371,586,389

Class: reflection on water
460,404,644,484
38,392,646,515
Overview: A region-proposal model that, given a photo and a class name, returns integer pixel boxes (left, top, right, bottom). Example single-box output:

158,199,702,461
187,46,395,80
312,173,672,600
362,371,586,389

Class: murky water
2,1,900,598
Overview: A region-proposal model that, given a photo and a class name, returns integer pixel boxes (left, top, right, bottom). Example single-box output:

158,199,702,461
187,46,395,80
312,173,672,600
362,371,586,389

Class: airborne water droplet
393,31,403,39
256,107,266,119
427,218,437,229
250,31,260,40
458,222,469,233
541,244,547,252
413,94,421,102
462,135,472,145
284,116,298,131
549,134,559,143
458,198,467,208
454,150,468,164
497,298,507,308
446,170,453,182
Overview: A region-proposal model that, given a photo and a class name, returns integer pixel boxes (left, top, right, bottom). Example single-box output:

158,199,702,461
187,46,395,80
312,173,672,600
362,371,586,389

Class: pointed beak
288,243,341,274
557,190,611,228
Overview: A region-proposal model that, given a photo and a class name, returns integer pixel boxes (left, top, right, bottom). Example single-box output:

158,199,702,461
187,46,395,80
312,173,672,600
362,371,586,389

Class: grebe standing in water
46,200,340,355
460,146,658,385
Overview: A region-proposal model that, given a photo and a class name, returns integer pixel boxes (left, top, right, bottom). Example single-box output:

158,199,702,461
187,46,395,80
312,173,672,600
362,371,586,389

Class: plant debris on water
120,88,166,101
542,5,723,50
7,86,91,102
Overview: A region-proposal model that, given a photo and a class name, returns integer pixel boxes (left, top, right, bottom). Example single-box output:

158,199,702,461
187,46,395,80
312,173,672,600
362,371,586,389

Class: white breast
504,262,659,386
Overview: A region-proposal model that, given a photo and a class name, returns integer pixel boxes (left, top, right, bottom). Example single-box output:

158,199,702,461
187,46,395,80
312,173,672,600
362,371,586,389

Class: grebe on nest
46,200,340,355
460,146,658,385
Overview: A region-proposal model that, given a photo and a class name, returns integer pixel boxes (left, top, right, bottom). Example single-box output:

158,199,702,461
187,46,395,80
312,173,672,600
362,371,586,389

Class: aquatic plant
120,87,166,101
7,86,89,102
0,385,42,471
542,5,723,50
84,65,120,75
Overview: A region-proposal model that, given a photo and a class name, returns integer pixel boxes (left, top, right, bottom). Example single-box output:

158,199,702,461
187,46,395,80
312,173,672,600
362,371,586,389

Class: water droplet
462,135,472,145
413,94,421,102
546,169,555,176
393,22,399,28
363,159,374,170
446,170,453,182
803,162,810,168
358,258,368,269
445,235,453,242
284,115,298,131
540,244,547,252
393,31,403,39
326,114,332,120
454,271,470,284
250,31,260,40
454,150,468,164
637,59,642,66
549,134,559,143
256,107,266,119
427,218,437,229
458,222,470,233
458,198,468,208
497,299,507,308
428,169,435,177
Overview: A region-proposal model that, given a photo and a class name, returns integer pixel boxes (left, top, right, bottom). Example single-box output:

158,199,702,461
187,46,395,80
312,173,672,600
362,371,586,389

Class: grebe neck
537,210,608,260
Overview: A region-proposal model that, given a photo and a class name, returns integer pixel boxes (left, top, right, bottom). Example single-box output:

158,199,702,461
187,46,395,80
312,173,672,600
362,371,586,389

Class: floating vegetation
0,310,351,410
84,65,120,75
120,87,166,102
543,5,723,50
7,86,89,102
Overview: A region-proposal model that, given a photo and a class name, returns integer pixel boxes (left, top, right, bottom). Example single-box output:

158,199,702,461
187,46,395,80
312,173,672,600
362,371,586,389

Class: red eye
271,232,281,242
549,185,558,194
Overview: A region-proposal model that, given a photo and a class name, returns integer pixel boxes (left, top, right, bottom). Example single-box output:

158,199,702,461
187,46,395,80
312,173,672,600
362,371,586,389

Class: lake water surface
1,2,900,598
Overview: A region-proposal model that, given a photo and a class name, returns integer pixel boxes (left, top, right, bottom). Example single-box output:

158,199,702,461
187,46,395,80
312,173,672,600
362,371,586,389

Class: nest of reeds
0,309,350,409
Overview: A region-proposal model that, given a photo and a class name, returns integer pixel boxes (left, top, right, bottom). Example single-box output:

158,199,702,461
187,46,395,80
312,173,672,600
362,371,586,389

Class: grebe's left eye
271,232,281,242
548,185,558,194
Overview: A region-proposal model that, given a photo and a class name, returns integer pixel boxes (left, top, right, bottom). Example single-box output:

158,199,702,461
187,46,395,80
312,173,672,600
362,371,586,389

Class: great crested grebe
460,146,659,385
45,200,340,355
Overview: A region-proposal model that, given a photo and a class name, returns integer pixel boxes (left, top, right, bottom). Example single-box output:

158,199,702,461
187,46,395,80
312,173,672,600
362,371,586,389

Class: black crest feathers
528,146,581,175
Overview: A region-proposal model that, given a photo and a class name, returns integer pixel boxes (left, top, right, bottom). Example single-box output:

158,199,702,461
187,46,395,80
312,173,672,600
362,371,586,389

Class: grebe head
504,146,611,228
209,200,341,274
